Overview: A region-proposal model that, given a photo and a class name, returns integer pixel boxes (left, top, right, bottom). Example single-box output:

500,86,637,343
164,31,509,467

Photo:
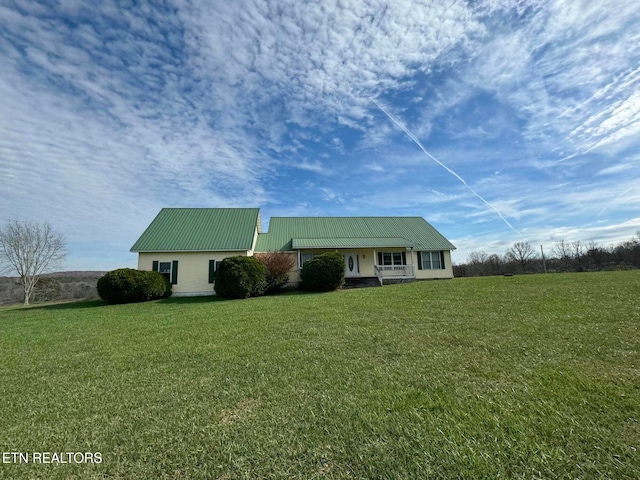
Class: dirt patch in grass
220,398,259,425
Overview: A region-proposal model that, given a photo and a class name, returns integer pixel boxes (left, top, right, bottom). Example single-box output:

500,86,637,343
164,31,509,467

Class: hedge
299,252,345,292
97,268,170,304
214,256,267,299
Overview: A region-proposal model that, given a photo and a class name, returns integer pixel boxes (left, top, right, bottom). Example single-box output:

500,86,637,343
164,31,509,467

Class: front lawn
0,271,638,478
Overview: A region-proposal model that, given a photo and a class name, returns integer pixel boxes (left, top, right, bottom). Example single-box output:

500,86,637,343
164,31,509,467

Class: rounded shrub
299,252,345,292
97,268,169,304
214,256,267,299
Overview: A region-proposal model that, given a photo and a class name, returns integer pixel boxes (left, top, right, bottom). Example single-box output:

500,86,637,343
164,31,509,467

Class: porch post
410,248,416,277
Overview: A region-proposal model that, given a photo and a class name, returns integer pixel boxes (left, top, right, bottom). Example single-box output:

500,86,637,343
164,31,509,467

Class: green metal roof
292,237,416,249
130,208,260,252
256,216,456,252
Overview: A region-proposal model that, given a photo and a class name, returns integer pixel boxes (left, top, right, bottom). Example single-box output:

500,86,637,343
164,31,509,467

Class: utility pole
541,245,547,273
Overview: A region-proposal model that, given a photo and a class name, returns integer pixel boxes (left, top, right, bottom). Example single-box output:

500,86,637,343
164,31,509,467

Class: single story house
130,208,456,296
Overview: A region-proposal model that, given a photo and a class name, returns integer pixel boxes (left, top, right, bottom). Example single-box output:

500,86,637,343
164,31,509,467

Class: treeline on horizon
454,232,640,277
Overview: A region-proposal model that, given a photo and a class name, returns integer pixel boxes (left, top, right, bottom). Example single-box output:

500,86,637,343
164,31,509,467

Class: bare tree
487,254,503,275
0,221,66,305
505,241,536,273
552,239,572,272
572,240,583,271
467,250,489,276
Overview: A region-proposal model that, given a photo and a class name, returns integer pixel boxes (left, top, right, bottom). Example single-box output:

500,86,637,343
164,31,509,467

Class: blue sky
1,0,639,270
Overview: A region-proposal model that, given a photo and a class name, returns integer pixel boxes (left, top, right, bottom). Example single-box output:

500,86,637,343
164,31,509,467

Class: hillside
0,271,104,305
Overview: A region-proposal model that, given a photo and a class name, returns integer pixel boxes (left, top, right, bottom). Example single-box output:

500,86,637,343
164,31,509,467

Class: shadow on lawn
4,299,106,312
159,295,227,305
40,295,229,310
6,289,315,313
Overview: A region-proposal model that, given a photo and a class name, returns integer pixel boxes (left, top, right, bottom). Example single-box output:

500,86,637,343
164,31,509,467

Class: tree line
454,232,640,277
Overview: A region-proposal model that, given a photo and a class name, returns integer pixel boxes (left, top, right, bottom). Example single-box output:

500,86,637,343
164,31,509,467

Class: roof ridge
269,216,424,219
160,207,259,210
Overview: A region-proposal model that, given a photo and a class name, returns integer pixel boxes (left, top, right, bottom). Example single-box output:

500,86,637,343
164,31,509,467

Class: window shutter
402,251,407,265
209,260,215,283
152,261,159,272
417,252,423,270
377,252,382,266
440,251,445,269
171,260,178,285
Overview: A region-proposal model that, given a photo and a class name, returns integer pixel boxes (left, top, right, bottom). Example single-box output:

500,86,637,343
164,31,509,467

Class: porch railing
374,265,415,278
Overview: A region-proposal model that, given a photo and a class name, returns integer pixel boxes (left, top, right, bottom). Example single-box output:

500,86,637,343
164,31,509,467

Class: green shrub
214,256,267,299
97,268,168,304
299,252,345,292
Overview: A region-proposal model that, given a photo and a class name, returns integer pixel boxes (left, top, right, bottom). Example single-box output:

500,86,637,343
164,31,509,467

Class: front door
343,253,360,277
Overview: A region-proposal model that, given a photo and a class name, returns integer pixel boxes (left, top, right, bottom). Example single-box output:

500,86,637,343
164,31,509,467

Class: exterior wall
415,250,454,279
291,249,377,282
372,248,415,272
292,248,414,282
138,251,249,296
138,247,453,295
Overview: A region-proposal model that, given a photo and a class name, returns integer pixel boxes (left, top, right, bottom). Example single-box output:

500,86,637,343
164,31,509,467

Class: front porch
374,264,415,278
374,264,416,286
296,247,419,287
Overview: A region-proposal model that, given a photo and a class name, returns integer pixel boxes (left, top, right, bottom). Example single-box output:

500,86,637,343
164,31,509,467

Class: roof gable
256,216,456,252
130,208,260,252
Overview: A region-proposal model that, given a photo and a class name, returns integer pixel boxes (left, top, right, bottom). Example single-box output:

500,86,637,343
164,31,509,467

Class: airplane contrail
372,98,519,234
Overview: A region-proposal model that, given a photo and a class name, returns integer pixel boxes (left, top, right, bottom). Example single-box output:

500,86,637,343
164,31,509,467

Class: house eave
131,248,253,253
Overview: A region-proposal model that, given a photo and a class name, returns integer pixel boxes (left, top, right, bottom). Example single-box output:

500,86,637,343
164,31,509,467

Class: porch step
342,277,382,289
381,277,416,285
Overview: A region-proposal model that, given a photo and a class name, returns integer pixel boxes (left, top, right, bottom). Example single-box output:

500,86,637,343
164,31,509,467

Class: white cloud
292,160,328,174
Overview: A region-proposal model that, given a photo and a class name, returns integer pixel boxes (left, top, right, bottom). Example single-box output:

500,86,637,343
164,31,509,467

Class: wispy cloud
372,98,519,233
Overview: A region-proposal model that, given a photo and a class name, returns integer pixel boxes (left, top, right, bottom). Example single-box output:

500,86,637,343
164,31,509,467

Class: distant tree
33,276,62,303
613,233,640,268
505,241,536,273
467,250,489,276
0,221,66,305
487,254,503,275
552,239,572,272
572,240,584,271
585,241,605,271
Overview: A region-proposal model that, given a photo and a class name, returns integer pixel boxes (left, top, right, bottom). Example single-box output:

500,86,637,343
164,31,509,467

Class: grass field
1,271,638,479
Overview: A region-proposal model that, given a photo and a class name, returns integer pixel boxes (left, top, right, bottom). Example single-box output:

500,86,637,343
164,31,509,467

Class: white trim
133,249,252,253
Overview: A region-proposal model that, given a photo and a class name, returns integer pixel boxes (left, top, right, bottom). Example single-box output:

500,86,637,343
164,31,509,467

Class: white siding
138,251,250,296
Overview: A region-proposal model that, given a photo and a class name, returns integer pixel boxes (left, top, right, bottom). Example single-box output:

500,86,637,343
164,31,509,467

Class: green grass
1,271,638,479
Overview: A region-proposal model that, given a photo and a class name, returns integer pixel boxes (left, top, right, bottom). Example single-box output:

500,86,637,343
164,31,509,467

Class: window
152,260,178,284
208,260,219,284
301,253,316,267
159,262,172,282
377,251,406,266
419,251,445,270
